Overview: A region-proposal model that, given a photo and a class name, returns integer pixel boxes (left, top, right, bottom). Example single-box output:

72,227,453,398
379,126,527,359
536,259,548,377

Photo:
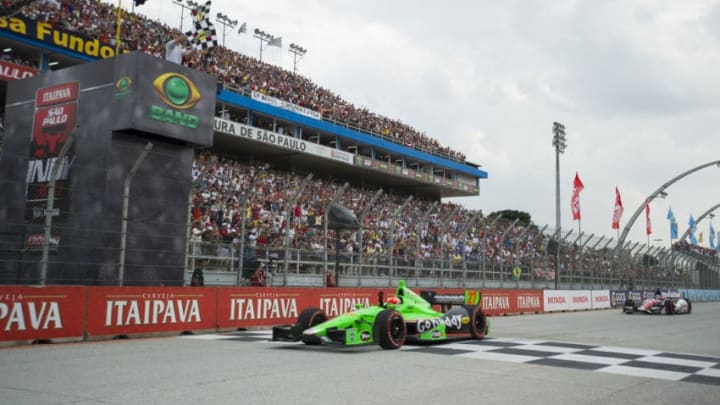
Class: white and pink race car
623,291,692,315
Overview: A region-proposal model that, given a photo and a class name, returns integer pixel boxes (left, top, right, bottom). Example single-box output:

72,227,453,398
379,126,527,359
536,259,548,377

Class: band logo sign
25,82,79,226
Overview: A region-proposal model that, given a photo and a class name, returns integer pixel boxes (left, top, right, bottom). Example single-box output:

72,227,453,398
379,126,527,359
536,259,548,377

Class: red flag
571,172,584,220
573,172,584,191
645,198,652,235
612,187,624,229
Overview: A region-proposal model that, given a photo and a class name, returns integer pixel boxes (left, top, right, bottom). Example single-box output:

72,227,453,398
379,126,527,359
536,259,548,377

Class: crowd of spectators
188,151,682,284
191,151,514,259
19,0,466,162
674,240,718,258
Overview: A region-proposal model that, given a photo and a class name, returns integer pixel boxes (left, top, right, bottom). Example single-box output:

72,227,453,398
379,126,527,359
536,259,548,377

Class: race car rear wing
382,280,481,310
420,290,481,309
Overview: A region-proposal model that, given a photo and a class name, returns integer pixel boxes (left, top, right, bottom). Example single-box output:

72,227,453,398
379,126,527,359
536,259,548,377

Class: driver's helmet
654,288,663,299
386,296,402,305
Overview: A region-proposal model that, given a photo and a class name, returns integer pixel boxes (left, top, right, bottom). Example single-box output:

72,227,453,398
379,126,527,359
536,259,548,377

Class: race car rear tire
664,300,674,315
687,299,692,314
464,305,488,339
297,308,328,344
624,299,637,312
374,309,406,350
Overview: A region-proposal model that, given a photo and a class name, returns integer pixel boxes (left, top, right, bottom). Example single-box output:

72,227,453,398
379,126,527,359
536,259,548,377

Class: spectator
250,262,266,287
164,32,186,64
190,268,204,286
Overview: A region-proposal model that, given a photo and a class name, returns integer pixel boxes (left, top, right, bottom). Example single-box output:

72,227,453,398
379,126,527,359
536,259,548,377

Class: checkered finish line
181,331,720,386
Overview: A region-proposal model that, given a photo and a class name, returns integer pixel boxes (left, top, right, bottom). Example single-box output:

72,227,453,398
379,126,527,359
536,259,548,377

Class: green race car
271,280,489,349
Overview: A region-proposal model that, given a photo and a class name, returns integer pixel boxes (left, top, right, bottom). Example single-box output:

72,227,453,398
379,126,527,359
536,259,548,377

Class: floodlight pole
552,122,567,289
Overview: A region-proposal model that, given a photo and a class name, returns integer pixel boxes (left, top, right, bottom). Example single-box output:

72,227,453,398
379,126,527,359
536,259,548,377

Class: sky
126,0,720,250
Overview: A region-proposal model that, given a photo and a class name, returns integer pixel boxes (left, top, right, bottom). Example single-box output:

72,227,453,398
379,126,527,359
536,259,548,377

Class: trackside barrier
0,286,86,342
2,286,719,343
543,290,592,312
85,287,218,338
216,287,394,329
452,289,543,316
609,289,717,307
591,291,611,309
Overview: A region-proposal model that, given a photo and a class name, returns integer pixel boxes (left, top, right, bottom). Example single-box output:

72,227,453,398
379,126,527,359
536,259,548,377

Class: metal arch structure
616,160,720,253
679,202,720,243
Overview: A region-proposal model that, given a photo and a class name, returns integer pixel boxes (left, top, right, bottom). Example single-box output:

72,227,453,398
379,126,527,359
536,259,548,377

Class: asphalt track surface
2,303,720,404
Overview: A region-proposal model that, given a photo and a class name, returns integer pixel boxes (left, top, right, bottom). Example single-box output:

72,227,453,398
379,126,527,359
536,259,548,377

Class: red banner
0,286,86,341
217,287,310,328
478,289,543,315
35,82,80,107
0,60,37,80
26,82,79,224
216,287,391,328
420,288,543,316
315,288,389,317
85,287,217,337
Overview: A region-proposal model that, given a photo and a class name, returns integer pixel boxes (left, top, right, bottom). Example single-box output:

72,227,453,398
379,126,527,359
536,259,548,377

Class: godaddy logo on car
149,72,201,128
416,314,465,333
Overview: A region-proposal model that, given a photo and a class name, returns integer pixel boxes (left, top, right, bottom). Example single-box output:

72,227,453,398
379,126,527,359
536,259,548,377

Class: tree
488,210,532,227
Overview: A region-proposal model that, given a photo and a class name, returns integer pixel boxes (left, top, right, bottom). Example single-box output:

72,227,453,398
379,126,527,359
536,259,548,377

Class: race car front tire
687,299,692,314
296,307,328,344
664,300,675,315
464,305,488,339
374,309,406,350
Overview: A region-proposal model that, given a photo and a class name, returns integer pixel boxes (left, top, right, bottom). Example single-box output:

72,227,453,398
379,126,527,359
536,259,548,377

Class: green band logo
150,72,201,128
152,73,201,109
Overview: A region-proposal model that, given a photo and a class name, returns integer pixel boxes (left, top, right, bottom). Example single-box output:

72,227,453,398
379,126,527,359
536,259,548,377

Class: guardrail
186,242,689,290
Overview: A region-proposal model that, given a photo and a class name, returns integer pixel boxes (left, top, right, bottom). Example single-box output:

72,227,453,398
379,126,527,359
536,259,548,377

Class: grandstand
0,0,717,290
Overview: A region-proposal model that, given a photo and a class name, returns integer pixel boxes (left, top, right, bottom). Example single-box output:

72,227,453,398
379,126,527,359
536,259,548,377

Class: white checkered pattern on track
181,331,720,386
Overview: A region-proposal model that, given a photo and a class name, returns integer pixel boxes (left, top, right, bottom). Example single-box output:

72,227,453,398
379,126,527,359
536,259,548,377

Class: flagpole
578,216,581,237
115,0,123,56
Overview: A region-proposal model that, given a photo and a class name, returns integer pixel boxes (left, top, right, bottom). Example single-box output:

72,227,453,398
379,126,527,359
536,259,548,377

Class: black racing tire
687,299,692,314
463,305,488,339
623,299,637,312
373,309,406,350
664,300,674,315
296,307,328,344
